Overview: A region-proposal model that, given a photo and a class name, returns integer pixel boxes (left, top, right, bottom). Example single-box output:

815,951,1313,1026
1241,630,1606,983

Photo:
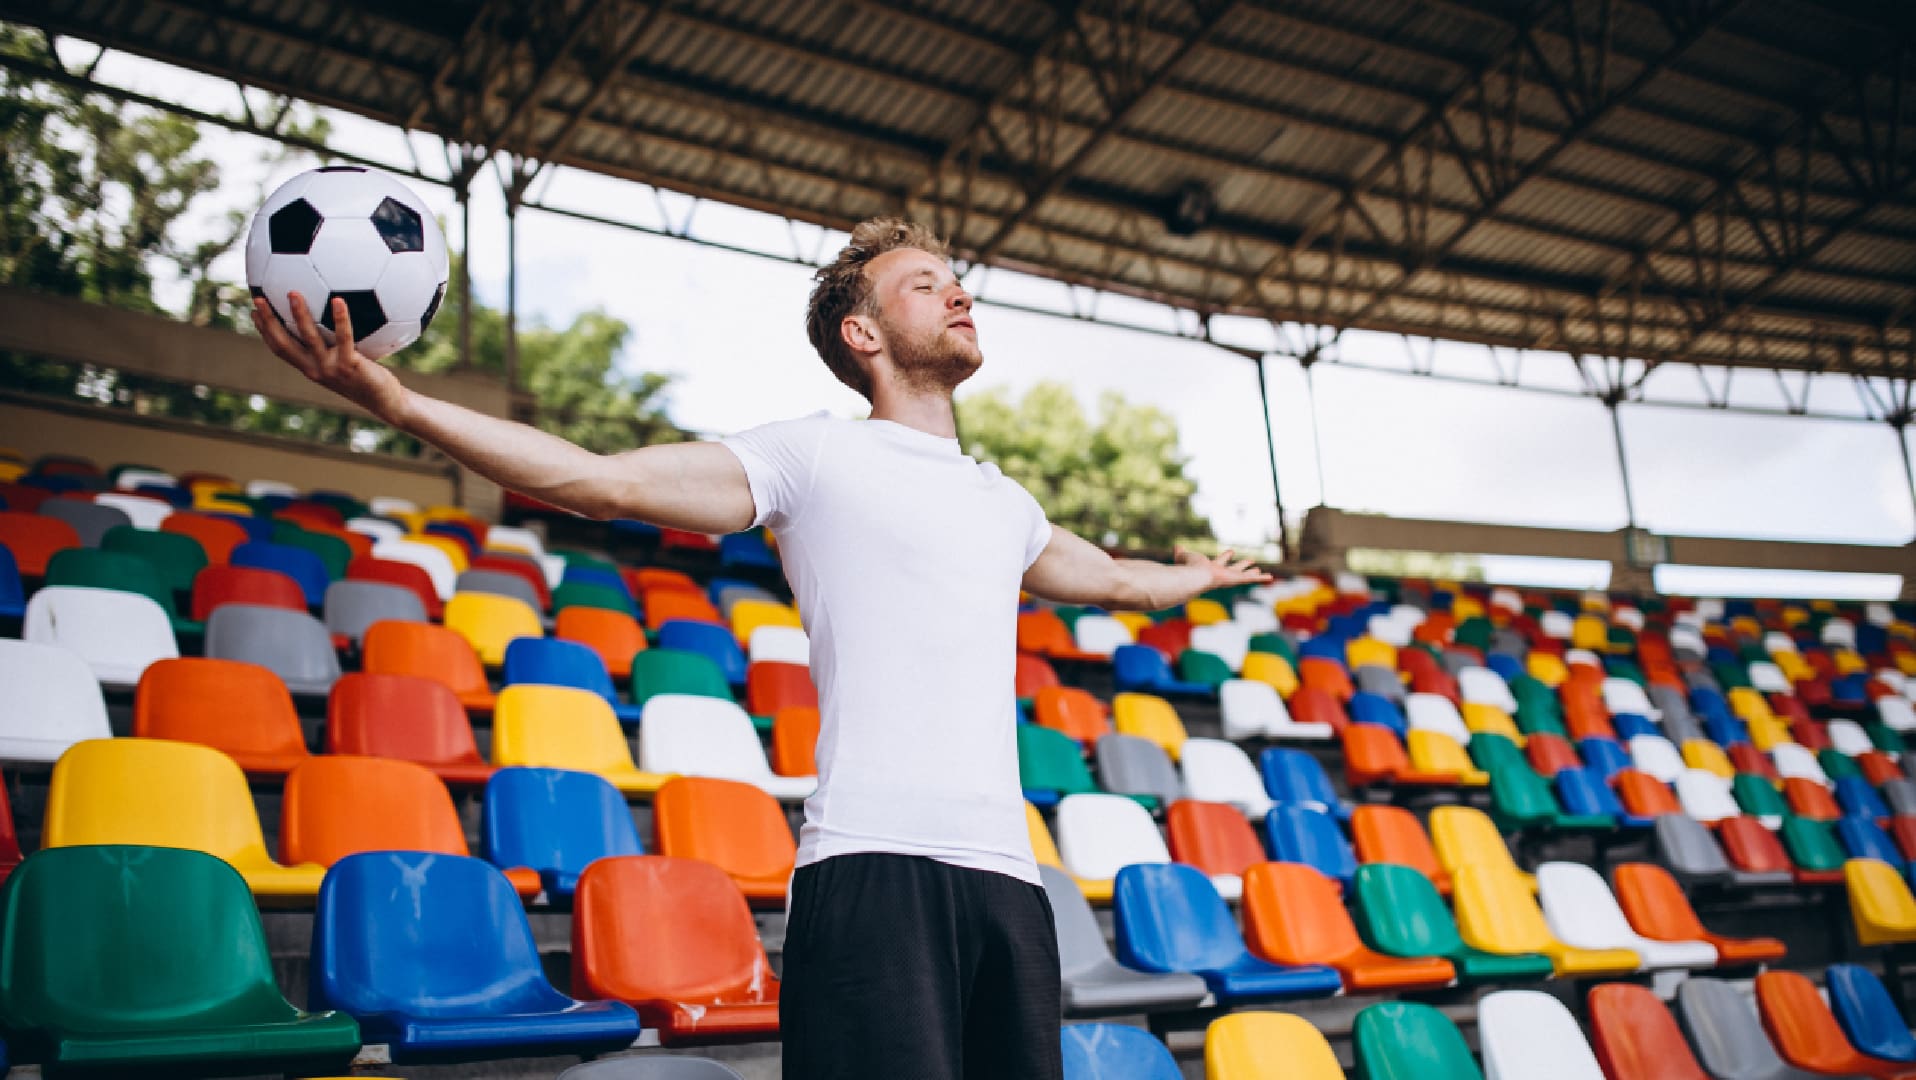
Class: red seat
1716,815,1806,879
1165,800,1266,881
361,621,495,713
1892,815,1916,862
1342,724,1457,787
1289,687,1349,735
1351,804,1451,895
1756,970,1916,1079
1858,752,1903,787
1783,777,1841,821
1033,686,1111,748
1015,611,1107,663
1588,983,1712,1080
1613,769,1682,817
0,768,20,888
1564,691,1619,743
132,657,311,775
1297,657,1354,702
1524,733,1581,778
347,555,443,620
745,661,817,716
190,564,308,623
0,484,49,514
1242,862,1454,992
1014,652,1061,700
0,512,78,577
1729,742,1780,781
1610,862,1784,965
554,606,647,679
1134,620,1191,659
644,589,721,631
160,511,249,566
326,672,495,786
1792,719,1834,752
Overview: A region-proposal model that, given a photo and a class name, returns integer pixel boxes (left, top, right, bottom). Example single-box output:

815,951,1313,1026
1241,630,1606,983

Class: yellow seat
1242,652,1299,698
384,508,426,533
1810,600,1839,614
1026,801,1109,903
1461,703,1524,746
1772,651,1814,682
1274,595,1321,619
1571,614,1610,652
1729,615,1763,639
1748,716,1793,752
422,504,481,525
1346,636,1397,671
1681,739,1736,779
1900,652,1916,677
1728,687,1774,724
1185,598,1230,626
491,684,669,796
1113,693,1189,761
1833,649,1868,676
443,591,544,667
1781,605,1811,626
1847,857,1916,947
1430,805,1532,892
1112,611,1154,636
44,738,325,902
405,533,470,573
730,598,802,646
194,494,252,516
1452,864,1640,976
0,461,24,483
1409,730,1488,786
1451,597,1485,622
188,478,241,497
1205,1012,1343,1080
1526,653,1568,688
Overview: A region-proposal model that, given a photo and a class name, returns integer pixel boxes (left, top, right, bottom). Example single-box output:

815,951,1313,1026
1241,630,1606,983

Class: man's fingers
253,299,317,378
330,296,356,367
290,293,331,369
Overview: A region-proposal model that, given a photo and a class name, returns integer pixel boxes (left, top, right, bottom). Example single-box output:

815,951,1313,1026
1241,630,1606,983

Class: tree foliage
957,381,1212,550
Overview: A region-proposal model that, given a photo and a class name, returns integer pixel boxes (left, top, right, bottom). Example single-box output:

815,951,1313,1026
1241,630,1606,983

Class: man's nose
948,288,972,311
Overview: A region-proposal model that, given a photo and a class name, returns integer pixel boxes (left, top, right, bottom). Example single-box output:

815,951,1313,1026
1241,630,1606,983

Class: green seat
1606,659,1645,685
629,647,730,708
1248,632,1297,665
0,845,360,1074
100,524,206,598
552,581,635,617
1052,605,1088,631
44,547,202,635
1737,641,1771,665
1867,723,1907,754
269,522,351,580
1607,626,1638,653
1016,725,1155,809
1817,748,1862,782
1351,863,1551,985
1732,773,1789,820
1453,617,1493,652
1509,677,1568,738
1354,1000,1483,1079
1177,649,1233,691
553,548,620,575
1709,660,1752,691
1780,815,1846,874
1469,734,1587,831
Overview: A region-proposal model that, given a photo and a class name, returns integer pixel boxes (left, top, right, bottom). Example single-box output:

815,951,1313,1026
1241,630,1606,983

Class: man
254,216,1269,1079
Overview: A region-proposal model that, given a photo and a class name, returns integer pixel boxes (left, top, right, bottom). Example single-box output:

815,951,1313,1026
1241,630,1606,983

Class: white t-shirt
721,414,1052,885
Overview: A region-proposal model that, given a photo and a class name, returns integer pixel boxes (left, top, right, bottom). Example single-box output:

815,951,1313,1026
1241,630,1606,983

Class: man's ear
841,312,881,356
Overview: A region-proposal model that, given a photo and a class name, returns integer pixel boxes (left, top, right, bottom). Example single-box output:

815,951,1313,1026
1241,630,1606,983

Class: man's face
866,247,981,392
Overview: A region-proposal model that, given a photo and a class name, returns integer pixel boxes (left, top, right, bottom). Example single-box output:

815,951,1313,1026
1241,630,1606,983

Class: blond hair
806,217,951,398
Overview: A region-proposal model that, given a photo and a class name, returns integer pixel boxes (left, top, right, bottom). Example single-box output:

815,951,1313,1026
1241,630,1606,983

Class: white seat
1489,588,1523,615
1628,735,1686,784
1877,669,1909,695
1540,611,1575,640
1054,792,1185,888
1771,742,1831,786
1188,623,1250,672
1564,647,1603,670
1366,612,1415,648
1537,862,1717,972
346,517,406,546
1693,599,1726,622
1827,719,1875,757
371,539,458,600
748,625,811,666
1218,679,1331,741
92,493,172,530
1878,697,1916,733
1178,738,1273,818
1867,602,1896,628
22,587,178,691
1458,666,1517,713
0,640,113,762
1478,989,1608,1080
1669,625,1707,657
483,524,548,559
1612,606,1644,631
369,496,419,518
1334,572,1368,597
1821,619,1857,650
1745,661,1791,694
1764,631,1799,656
1405,693,1472,745
1230,603,1278,633
1673,769,1740,825
112,467,175,491
244,479,300,498
1602,677,1658,720
537,553,567,591
1072,615,1132,658
636,694,816,801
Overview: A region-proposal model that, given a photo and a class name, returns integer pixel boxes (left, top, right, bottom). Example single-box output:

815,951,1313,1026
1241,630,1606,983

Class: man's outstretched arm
1021,525,1272,612
254,293,756,534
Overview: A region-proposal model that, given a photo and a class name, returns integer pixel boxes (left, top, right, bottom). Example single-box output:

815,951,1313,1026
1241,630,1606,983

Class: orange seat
189,564,309,623
1588,983,1712,1080
1034,686,1112,747
346,556,443,620
0,512,79,577
1242,862,1454,992
631,567,700,594
1015,653,1061,700
279,755,539,899
132,657,311,775
644,590,722,632
1288,687,1349,735
770,706,820,778
745,661,816,716
1756,970,1916,1079
1524,733,1581,778
554,606,647,679
1016,611,1106,663
1165,800,1267,880
1729,741,1781,781
1717,816,1832,884
1858,752,1902,787
159,512,249,566
1783,777,1841,821
1610,863,1784,965
361,621,496,713
1613,769,1682,817
1893,816,1916,862
572,856,780,1046
1347,723,1463,788
653,777,796,906
1351,805,1451,895
1564,694,1619,742
325,672,495,786
1297,657,1354,702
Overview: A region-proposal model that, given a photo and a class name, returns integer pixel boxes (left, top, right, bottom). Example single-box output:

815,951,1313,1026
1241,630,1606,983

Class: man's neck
869,383,959,439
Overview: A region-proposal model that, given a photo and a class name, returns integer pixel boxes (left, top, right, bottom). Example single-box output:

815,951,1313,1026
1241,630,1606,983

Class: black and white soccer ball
245,165,449,361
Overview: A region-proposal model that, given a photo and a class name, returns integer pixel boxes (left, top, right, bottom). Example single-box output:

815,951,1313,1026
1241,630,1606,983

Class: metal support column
455,174,473,372
504,194,519,389
1303,356,1328,509
1607,395,1640,530
1253,352,1293,563
1894,414,1916,526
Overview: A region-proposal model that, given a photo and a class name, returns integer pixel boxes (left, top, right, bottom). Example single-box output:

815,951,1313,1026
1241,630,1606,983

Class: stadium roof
11,0,1916,381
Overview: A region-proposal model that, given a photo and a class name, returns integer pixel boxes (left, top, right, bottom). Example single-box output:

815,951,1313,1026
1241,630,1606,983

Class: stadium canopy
8,0,1916,385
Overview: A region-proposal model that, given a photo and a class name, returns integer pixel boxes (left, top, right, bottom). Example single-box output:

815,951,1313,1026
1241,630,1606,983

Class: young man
253,217,1269,1079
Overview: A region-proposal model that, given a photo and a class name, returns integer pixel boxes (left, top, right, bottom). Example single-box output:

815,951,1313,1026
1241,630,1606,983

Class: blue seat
1263,805,1358,890
1060,1022,1180,1080
1831,674,1871,708
1429,590,1454,612
1296,637,1346,662
482,768,645,900
1556,767,1648,829
657,620,748,686
1837,816,1906,872
1112,863,1341,1005
718,531,780,571
231,541,331,607
1701,711,1750,748
1689,688,1733,722
0,543,23,620
1576,737,1630,783
132,483,192,507
1611,713,1659,741
1828,964,1916,1063
1348,692,1408,738
502,638,643,724
211,512,276,543
561,565,633,601
311,851,641,1062
609,519,661,541
425,521,480,553
1111,645,1211,697
1836,777,1891,821
1258,747,1352,821
1487,654,1524,682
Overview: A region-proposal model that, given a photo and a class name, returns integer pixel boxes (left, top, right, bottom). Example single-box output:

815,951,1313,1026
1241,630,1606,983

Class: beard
881,312,982,394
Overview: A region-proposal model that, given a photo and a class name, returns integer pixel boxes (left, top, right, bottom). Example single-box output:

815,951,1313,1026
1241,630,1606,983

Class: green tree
957,381,1212,550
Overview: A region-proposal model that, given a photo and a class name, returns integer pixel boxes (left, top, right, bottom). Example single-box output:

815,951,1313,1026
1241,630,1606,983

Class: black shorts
779,852,1063,1080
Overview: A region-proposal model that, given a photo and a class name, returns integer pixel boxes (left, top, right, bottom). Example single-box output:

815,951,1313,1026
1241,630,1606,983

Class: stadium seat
362,620,496,713
1060,1022,1182,1080
1827,964,1916,1064
1677,977,1816,1080
1836,776,1892,821
1111,863,1341,1004
747,624,809,666
1019,611,1108,662
326,672,493,785
1217,678,1331,741
1523,731,1580,777
1478,989,1607,1080
638,694,816,801
1288,687,1351,736
370,539,458,600
203,603,341,696
23,584,178,689
658,619,750,686
1298,656,1354,702
1020,724,1106,808
1240,651,1299,697
0,639,112,761
1352,1000,1481,1079
133,656,311,774
1610,862,1785,965
1349,690,1411,737
1429,805,1535,893
44,545,202,634
1112,645,1210,697
1615,768,1684,818
1556,765,1651,829
1473,732,1581,830
1408,728,1490,785
313,851,639,1061
728,598,800,648
1073,615,1133,658
1340,722,1452,787
1774,743,1833,786
1847,857,1916,947
1406,692,1473,746
0,511,78,577
504,637,643,724
1035,686,1113,747
1350,805,1450,894
94,491,174,530
1241,861,1454,991
1732,772,1789,827
40,496,130,547
1453,863,1639,976
1178,649,1234,692
193,563,307,623
743,660,816,716
1191,622,1251,671
1164,799,1266,889
572,855,780,1046
1178,738,1271,817
1588,983,1712,1080
1112,693,1189,760
161,511,249,565
271,524,355,580
0,543,22,620
1784,777,1842,820
347,555,444,618
632,648,733,711
1350,862,1551,985
1203,1012,1343,1080
1028,801,1111,904
1096,733,1183,807
44,738,325,900
1536,860,1716,970
1719,815,1814,885
770,706,820,777
482,767,644,901
444,590,543,668
493,685,669,796
231,541,330,607
458,566,547,614
1056,793,1182,894
1755,969,1911,1079
322,580,427,650
1258,747,1352,819
1041,864,1209,1018
1675,769,1743,824
1263,805,1356,891
653,776,795,905
556,605,647,679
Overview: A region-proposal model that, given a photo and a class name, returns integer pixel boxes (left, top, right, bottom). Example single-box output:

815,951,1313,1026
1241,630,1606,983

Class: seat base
39,1011,360,1077
374,1001,641,1063
645,1001,781,1046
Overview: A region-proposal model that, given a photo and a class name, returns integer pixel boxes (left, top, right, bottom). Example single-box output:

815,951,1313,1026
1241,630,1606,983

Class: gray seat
716,584,778,618
456,568,545,613
1094,733,1183,807
1672,640,1707,664
558,1058,745,1079
1676,978,1820,1080
1649,685,1701,740
1659,707,1706,747
204,602,341,696
1884,778,1916,817
1041,865,1209,1017
322,579,427,646
1684,669,1723,696
1440,650,1475,677
38,499,132,548
1355,664,1406,704
1655,814,1735,889
1903,753,1916,784
1489,628,1529,660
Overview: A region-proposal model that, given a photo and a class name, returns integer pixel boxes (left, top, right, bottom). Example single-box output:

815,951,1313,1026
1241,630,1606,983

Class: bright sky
59,43,1916,577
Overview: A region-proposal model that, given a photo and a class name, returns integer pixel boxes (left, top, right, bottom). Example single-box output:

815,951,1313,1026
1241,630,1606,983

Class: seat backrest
1074,614,1133,656
1479,989,1606,1080
346,556,443,618
1241,861,1364,965
1610,862,1711,941
323,579,428,646
44,546,180,617
1589,983,1711,1080
1164,799,1266,879
1056,793,1170,880
1350,805,1446,887
1263,805,1356,885
1536,860,1645,950
1755,969,1877,1075
23,585,178,683
160,511,248,565
1451,864,1554,955
1654,813,1734,881
1035,686,1111,745
281,756,467,866
133,656,309,763
456,568,546,613
1204,1012,1344,1080
572,855,775,1004
1350,862,1465,958
1095,733,1183,806
0,639,112,760
638,694,777,782
1428,805,1522,881
770,706,820,777
1578,737,1631,781
1190,622,1250,670
1019,723,1099,796
653,776,795,880
1062,1022,1183,1080
231,541,329,606
368,539,457,600
193,564,307,622
729,598,799,645
40,497,130,548
1628,735,1685,783
1112,643,1173,689
0,511,80,575
1674,769,1741,823
503,637,619,702
1827,963,1916,1063
362,620,491,701
1676,978,1813,1080
1258,747,1341,812
1835,776,1890,820
1772,742,1829,784
1111,693,1187,758
749,624,810,666
1039,863,1121,981
657,620,749,685
1352,1001,1482,1079
493,685,640,775
44,738,276,866
1112,862,1245,973
204,603,341,690
1178,738,1266,811
632,647,732,707
326,672,484,766
444,590,544,665
1615,769,1683,816
482,767,643,889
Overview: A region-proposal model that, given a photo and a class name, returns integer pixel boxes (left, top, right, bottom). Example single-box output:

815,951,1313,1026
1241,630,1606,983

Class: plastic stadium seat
1453,864,1639,976
1018,611,1103,662
770,706,820,778
1351,863,1552,985
505,637,643,724
1827,964,1916,1064
1588,983,1713,1080
1028,802,1111,904
1472,732,1579,831
1351,805,1451,894
627,649,730,712
94,491,174,530
745,625,808,666
1409,729,1491,785
1429,805,1534,893
368,539,458,601
1774,743,1833,786
1577,736,1630,782
457,568,547,618
1164,799,1266,887
1836,776,1892,820
1218,678,1327,741
653,776,795,905
1406,692,1473,746
1847,857,1916,947
1523,731,1580,777
1479,989,1607,1080
1352,1001,1481,1080
23,585,178,689
743,660,817,717
1784,777,1843,821
312,852,638,1061
1112,693,1189,761
326,673,493,786
1020,724,1104,808
1035,686,1113,748
1610,863,1785,965
204,602,342,697
40,497,130,547
1675,769,1743,824
1112,863,1341,1004
1720,815,1816,885
1191,622,1251,672
572,855,779,1046
362,620,496,713
443,590,543,668
493,685,669,796
1756,970,1912,1079
0,511,78,576
482,767,644,902
1204,1012,1343,1080
44,546,201,634
1263,805,1356,891
1841,817,1913,873
133,657,312,775
1178,649,1235,693
658,620,749,686
1073,615,1133,658
639,694,816,801
1676,978,1814,1080
1258,747,1352,819
551,606,645,680
1628,735,1686,783
1056,793,1181,892
1242,861,1454,991
346,555,443,619
1615,768,1684,818
0,543,22,620
1059,1022,1181,1079
1683,738,1737,779
45,738,324,900
1288,687,1351,736
1039,865,1207,1020
1536,860,1716,970
1240,651,1299,697
1179,738,1271,817
230,541,332,608
1556,766,1652,829
192,564,307,623
160,511,249,565
726,598,799,649
0,639,112,762
1112,644,1210,697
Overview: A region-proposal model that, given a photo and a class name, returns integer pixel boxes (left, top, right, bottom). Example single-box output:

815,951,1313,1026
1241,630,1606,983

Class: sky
49,41,1916,594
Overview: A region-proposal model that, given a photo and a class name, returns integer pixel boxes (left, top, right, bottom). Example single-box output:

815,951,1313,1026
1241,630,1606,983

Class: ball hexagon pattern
245,166,448,360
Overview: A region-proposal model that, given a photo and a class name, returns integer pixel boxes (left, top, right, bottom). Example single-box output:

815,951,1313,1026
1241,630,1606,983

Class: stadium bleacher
0,451,1914,1077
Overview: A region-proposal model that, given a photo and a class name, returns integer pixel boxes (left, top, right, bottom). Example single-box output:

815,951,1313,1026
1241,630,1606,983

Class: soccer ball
245,165,448,361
